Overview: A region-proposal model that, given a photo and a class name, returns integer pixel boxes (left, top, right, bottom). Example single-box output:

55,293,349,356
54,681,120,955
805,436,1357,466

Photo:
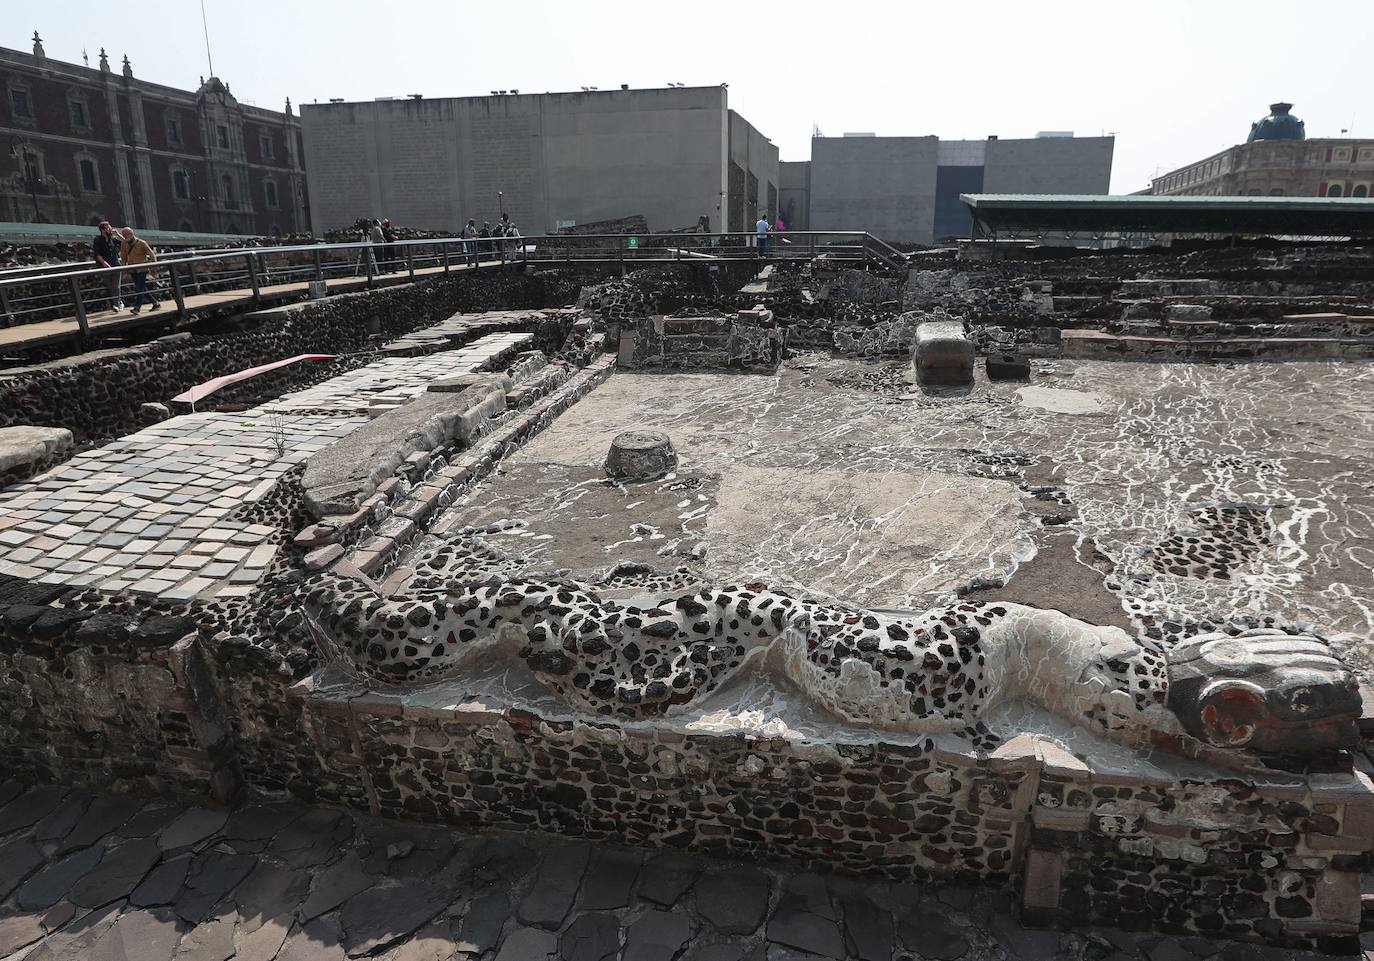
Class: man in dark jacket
92,221,124,312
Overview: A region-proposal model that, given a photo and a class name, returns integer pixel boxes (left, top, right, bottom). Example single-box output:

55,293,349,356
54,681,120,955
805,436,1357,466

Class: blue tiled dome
1248,102,1305,142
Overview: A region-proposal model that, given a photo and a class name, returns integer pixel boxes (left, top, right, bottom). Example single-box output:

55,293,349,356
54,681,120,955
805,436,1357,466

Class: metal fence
0,231,906,335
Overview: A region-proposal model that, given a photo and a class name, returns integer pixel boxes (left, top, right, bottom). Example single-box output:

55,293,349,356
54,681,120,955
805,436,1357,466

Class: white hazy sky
11,0,1371,193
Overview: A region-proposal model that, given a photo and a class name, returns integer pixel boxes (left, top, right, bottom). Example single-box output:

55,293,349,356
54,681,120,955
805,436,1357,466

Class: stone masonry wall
0,579,214,800
0,572,1368,953
281,690,1368,954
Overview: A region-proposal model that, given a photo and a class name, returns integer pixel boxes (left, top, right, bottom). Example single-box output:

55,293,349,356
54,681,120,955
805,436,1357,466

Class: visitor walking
755,214,771,256
367,218,384,273
118,226,160,315
381,218,398,271
479,222,492,259
774,214,786,233
92,220,124,312
460,218,478,264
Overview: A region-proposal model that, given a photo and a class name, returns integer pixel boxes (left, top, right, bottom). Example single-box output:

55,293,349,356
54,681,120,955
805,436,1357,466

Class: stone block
1021,849,1063,910
1313,870,1361,923
913,321,974,390
0,426,73,481
1165,304,1214,322
986,353,1031,381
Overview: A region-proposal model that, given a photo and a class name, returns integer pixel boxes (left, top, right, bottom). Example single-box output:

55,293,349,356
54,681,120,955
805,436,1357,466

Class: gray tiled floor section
0,331,531,601
0,780,1350,961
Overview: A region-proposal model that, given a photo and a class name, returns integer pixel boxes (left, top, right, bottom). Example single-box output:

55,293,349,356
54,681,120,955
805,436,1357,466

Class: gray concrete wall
301,87,729,234
727,110,779,232
779,160,810,230
983,136,1114,194
808,136,939,245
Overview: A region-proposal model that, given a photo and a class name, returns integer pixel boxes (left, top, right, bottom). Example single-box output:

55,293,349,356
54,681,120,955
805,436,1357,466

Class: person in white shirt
755,215,771,256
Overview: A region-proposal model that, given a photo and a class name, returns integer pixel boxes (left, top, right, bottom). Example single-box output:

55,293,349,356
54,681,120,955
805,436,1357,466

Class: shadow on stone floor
0,780,1362,961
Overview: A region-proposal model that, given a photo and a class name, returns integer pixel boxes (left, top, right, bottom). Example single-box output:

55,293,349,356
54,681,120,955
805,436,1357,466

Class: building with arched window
0,31,310,234
1150,103,1374,200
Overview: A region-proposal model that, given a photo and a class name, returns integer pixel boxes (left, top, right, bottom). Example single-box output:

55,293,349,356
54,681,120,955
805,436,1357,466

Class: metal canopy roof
959,194,1374,237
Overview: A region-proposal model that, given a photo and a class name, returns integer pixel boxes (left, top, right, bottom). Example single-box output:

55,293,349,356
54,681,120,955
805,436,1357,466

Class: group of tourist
361,217,400,273
459,214,521,262
90,221,160,315
755,214,786,255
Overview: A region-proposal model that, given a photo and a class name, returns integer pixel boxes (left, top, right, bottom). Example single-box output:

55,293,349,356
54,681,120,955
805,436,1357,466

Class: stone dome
1247,102,1305,142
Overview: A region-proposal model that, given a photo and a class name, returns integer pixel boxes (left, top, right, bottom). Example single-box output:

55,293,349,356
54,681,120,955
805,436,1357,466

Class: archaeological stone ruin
1,241,1373,959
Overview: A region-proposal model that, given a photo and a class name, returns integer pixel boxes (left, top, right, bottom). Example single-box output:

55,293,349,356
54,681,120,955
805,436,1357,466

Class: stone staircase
1065,310,1374,361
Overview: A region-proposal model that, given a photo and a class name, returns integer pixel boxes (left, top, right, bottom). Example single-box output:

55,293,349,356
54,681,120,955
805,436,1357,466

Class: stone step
1063,328,1374,360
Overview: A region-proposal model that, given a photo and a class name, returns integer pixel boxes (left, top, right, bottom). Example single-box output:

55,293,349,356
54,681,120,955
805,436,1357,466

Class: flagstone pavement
0,331,532,604
0,781,1358,961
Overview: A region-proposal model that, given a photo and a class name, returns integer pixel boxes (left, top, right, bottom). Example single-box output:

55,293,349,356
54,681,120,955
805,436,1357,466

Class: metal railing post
246,253,261,303
188,259,201,294
407,246,415,281
313,248,324,283
69,276,90,342
365,245,375,287
0,284,13,327
169,264,188,320
442,242,450,273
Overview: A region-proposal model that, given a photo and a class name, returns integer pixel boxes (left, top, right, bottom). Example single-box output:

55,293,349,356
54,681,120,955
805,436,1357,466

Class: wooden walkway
0,259,501,354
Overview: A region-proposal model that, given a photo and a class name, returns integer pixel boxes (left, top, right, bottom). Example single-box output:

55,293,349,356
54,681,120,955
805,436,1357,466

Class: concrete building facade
1151,104,1374,199
300,86,777,235
0,32,308,235
801,132,1114,246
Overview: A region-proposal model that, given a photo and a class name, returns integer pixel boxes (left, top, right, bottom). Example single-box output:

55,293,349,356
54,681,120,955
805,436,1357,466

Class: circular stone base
606,430,677,482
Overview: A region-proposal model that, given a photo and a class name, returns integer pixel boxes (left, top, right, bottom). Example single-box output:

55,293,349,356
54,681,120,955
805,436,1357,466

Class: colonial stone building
0,32,308,235
1151,102,1374,199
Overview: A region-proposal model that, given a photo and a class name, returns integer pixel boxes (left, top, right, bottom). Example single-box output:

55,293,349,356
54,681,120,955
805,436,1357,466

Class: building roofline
0,44,297,123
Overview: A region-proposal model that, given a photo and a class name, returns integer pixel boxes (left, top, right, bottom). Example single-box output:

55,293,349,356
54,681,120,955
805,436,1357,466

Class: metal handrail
0,231,899,339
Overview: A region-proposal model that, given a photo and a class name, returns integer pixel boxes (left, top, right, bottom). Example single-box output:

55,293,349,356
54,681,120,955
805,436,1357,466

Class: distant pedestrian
381,218,398,271
775,215,786,233
479,221,492,259
368,218,384,273
502,219,521,262
755,214,770,256
92,220,124,312
118,226,160,315
460,218,478,264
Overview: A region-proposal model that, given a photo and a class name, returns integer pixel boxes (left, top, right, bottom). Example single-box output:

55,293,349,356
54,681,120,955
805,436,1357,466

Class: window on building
78,158,98,192
1354,185,1369,198
20,150,42,183
166,115,181,144
10,87,32,119
264,180,279,208
173,170,189,200
222,174,236,207
216,124,230,149
1328,184,1344,197
69,99,87,130
260,135,274,160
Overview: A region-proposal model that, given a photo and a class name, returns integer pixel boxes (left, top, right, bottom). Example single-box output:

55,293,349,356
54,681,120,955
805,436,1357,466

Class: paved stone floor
0,781,1360,961
0,330,531,602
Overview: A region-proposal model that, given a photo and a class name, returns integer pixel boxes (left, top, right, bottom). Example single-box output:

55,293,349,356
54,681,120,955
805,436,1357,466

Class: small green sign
626,237,639,249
